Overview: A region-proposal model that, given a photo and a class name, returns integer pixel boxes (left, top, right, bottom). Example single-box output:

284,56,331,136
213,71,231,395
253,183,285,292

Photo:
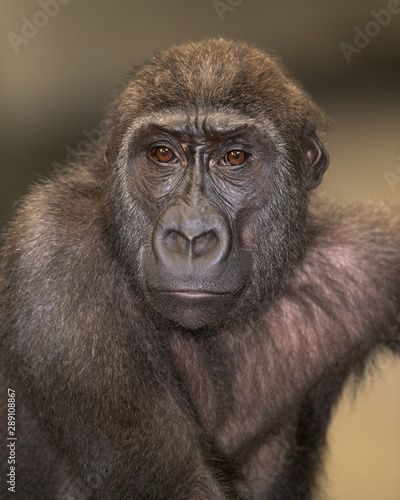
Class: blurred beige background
1,1,399,498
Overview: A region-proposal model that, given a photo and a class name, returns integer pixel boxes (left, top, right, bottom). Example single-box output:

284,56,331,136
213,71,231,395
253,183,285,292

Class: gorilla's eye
152,146,177,164
220,150,248,167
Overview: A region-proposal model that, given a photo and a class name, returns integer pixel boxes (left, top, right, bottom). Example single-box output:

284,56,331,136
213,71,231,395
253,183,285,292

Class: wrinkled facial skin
115,112,327,330
126,114,272,328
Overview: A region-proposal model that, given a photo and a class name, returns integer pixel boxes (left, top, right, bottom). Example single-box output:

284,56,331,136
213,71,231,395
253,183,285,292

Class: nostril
192,231,218,257
164,230,188,254
162,229,220,258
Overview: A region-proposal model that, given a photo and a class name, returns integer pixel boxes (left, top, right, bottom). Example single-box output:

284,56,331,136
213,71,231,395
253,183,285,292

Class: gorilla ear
304,131,329,189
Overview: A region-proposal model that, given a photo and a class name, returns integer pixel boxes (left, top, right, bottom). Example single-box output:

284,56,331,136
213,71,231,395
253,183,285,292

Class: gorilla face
107,111,325,330
137,115,261,328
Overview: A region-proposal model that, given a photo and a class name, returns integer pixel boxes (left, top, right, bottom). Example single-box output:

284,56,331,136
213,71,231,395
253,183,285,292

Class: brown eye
153,146,175,163
222,150,247,166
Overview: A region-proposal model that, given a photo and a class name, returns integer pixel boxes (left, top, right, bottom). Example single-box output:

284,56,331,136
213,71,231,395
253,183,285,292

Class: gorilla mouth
158,290,233,297
157,290,233,298
148,287,242,328
153,285,245,301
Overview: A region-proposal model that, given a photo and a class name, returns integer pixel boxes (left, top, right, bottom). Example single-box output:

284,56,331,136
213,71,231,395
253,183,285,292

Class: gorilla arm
275,200,400,381
307,201,400,346
0,172,231,500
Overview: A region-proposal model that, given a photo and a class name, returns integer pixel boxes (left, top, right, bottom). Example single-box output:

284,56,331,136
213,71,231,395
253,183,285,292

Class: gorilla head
104,39,328,329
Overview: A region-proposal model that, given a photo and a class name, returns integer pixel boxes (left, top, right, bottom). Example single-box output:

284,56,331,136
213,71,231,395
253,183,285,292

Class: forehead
122,111,280,144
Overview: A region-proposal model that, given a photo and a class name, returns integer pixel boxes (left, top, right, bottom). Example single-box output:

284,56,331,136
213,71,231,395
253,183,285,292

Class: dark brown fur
0,39,399,499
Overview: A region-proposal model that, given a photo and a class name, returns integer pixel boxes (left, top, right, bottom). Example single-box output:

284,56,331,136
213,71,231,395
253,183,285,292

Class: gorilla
0,38,399,500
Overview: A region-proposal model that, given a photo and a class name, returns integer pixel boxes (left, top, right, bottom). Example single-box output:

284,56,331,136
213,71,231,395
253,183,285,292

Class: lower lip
160,291,228,298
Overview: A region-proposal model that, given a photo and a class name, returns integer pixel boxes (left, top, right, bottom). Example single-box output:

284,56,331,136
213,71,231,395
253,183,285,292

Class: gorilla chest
166,331,309,457
166,331,312,497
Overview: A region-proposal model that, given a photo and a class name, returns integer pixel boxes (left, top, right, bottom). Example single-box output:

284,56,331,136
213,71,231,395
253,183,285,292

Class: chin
148,290,241,330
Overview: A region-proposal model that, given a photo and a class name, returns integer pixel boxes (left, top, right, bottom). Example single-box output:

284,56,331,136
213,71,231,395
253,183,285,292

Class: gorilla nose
153,203,232,269
164,229,218,257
